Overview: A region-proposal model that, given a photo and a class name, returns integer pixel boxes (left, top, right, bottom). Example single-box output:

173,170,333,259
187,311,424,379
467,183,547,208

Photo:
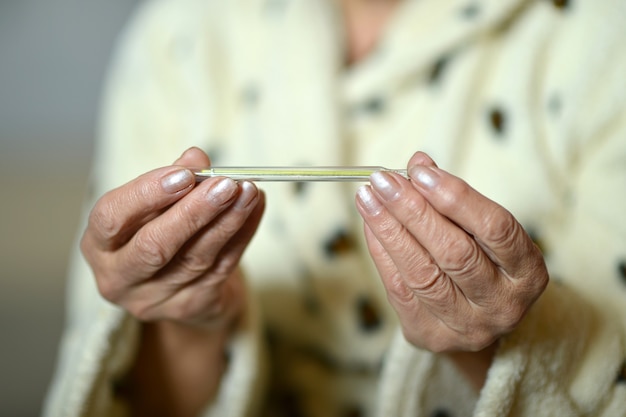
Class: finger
361,221,417,306
408,164,538,277
173,146,211,168
197,188,266,278
407,151,438,168
116,177,240,279
89,146,208,250
368,171,501,303
164,182,264,282
362,222,486,351
126,192,265,322
84,165,197,252
199,186,265,275
356,183,462,305
138,263,248,327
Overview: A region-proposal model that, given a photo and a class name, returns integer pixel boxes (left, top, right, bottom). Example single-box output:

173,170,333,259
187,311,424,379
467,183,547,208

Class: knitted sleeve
377,1,626,415
42,1,266,416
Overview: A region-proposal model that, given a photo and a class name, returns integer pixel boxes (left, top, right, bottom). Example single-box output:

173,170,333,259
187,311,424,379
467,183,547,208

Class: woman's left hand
356,152,549,356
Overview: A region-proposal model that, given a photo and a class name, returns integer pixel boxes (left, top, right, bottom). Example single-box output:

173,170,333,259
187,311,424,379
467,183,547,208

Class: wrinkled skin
81,147,548,408
356,152,549,381
81,147,265,330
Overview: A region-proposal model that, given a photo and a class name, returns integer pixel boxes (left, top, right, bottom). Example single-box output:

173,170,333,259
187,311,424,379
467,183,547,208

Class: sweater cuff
44,276,265,417
474,282,624,416
199,278,267,417
376,282,625,417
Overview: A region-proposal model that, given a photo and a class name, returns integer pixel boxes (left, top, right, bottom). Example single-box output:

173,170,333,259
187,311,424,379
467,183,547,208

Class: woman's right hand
81,147,265,330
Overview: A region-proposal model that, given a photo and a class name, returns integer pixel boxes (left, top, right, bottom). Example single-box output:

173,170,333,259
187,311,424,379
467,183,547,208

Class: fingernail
161,169,194,193
370,171,401,201
409,165,439,189
357,185,383,215
208,178,238,205
233,181,258,209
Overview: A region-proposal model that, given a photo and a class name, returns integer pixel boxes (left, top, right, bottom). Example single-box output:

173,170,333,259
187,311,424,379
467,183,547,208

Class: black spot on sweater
617,259,626,286
356,296,383,333
324,229,356,258
551,0,571,11
428,55,452,86
460,3,481,20
487,106,508,137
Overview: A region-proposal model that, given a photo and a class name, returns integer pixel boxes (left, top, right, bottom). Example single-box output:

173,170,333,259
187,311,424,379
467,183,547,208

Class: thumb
173,147,211,167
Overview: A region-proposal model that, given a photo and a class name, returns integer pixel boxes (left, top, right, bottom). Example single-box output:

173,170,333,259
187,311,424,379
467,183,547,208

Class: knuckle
94,275,122,303
209,257,237,279
88,201,121,242
176,201,209,232
441,238,481,274
482,210,519,247
495,268,548,332
527,249,550,291
492,300,527,334
535,267,550,293
212,225,241,246
408,263,448,295
133,229,170,269
385,273,415,305
456,241,481,267
177,251,214,276
403,195,429,218
375,216,405,243
439,179,471,211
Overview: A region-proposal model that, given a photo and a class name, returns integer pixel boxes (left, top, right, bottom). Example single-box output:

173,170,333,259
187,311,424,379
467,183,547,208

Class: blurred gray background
0,1,138,415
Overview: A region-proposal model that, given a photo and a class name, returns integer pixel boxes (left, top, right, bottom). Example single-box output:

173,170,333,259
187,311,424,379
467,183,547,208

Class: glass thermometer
192,166,409,182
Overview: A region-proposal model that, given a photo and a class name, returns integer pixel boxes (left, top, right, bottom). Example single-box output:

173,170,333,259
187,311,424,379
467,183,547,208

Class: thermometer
192,166,409,182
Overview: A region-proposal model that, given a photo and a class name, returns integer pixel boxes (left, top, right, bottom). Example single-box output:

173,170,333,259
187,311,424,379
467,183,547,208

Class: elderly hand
81,147,265,329
356,152,548,385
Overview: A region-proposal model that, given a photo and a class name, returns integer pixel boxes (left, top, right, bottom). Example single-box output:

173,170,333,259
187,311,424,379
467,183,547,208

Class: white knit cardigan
44,0,626,416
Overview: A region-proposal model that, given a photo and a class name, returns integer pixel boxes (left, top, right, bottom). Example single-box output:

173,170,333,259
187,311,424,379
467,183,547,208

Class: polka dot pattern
617,260,626,286
428,55,452,86
241,84,261,107
460,2,481,20
488,106,507,137
112,376,130,400
547,93,563,117
361,96,385,115
293,181,308,197
551,0,571,10
323,229,356,258
356,296,382,332
342,405,364,417
617,361,626,384
276,390,307,417
264,0,289,14
430,408,453,417
77,0,626,416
